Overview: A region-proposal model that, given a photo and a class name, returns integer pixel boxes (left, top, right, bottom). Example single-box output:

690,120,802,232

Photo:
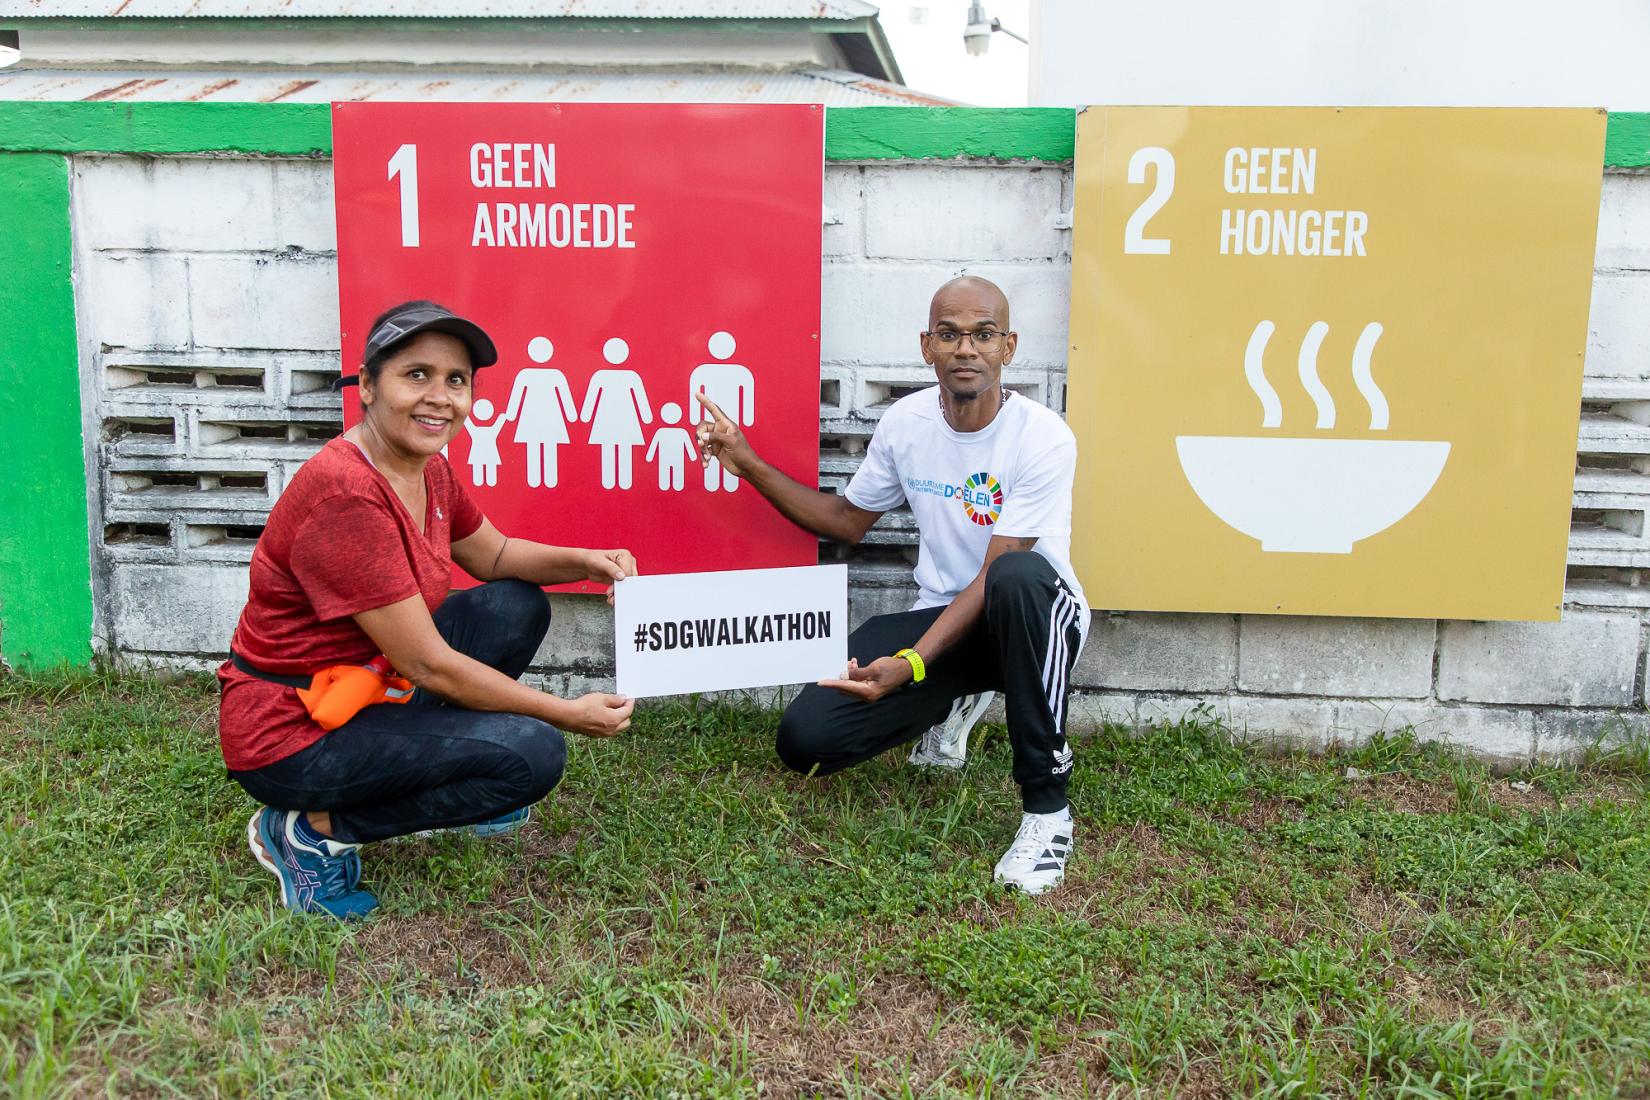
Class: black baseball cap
338,300,498,388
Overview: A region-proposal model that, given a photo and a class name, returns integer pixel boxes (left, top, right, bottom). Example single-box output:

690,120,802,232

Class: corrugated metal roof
0,1,880,19
0,67,956,106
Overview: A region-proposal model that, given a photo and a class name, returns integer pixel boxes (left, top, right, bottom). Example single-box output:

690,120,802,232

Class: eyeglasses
924,329,1010,348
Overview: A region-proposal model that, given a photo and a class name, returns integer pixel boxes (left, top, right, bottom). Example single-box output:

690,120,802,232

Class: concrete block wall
72,152,1650,763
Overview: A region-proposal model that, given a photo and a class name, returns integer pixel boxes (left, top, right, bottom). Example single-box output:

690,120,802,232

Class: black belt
231,651,311,689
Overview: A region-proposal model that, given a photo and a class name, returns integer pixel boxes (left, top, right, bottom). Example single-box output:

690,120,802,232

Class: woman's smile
412,413,452,434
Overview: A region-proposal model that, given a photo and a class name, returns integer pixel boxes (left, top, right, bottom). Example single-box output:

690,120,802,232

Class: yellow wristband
894,648,926,683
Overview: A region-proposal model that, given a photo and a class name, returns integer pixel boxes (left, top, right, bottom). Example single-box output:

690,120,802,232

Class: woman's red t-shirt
217,438,484,771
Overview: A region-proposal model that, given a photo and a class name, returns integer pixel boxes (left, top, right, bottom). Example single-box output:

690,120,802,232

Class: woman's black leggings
229,580,563,844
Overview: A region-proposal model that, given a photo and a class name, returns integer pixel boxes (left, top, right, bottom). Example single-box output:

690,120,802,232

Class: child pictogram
646,403,698,491
463,397,506,487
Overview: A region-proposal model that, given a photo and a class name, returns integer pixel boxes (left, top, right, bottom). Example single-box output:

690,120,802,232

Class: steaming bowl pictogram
1175,436,1450,553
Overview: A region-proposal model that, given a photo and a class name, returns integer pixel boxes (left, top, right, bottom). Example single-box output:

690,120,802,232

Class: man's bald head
928,276,1011,331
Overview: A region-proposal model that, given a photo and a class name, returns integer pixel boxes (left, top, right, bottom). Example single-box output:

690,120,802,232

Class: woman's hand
583,548,638,604
563,692,634,737
816,656,913,703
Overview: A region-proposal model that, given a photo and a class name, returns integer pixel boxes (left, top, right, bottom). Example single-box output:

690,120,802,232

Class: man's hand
563,692,634,737
694,392,758,477
817,656,914,702
584,548,638,604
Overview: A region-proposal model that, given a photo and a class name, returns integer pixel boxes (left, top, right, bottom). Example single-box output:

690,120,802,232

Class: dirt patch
1038,823,1195,918
1228,797,1293,831
688,973,1124,1098
1384,964,1485,1029
240,909,584,1006
1344,773,1455,815
1102,823,1193,874
1346,770,1644,817
1560,777,1647,808
1484,780,1558,813
1342,883,1438,955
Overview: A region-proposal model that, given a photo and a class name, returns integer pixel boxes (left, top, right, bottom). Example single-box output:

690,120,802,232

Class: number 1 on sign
388,143,419,247
1123,146,1174,255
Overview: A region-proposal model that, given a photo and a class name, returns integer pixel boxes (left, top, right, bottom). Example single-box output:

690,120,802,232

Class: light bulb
963,1,991,56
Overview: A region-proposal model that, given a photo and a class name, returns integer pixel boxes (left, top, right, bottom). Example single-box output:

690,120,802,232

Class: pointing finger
694,391,732,427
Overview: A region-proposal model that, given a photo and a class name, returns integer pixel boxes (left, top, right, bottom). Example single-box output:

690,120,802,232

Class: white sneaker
908,691,995,769
993,809,1073,896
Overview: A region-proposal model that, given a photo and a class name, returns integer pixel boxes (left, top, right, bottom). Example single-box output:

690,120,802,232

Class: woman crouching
218,301,635,919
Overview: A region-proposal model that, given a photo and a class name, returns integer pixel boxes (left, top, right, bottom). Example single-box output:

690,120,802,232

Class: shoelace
341,848,363,892
1005,817,1066,864
928,695,983,752
315,848,357,900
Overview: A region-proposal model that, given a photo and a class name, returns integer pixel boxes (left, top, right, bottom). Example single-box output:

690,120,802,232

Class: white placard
613,564,848,698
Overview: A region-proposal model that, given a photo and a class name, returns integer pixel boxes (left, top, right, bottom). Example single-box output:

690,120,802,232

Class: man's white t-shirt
845,387,1088,616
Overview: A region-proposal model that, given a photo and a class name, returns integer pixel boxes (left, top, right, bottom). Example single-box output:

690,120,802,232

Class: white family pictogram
689,331,755,492
463,398,506,487
1175,320,1451,554
462,333,758,494
646,403,698,491
499,336,578,489
582,337,653,490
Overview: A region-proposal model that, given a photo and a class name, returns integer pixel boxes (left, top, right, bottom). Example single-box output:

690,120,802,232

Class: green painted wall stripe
0,154,94,670
0,103,1076,161
823,107,1073,160
1605,111,1650,168
0,102,332,157
0,103,1644,164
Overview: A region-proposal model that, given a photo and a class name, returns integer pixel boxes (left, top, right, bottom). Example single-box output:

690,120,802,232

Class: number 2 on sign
1123,147,1174,255
388,143,419,247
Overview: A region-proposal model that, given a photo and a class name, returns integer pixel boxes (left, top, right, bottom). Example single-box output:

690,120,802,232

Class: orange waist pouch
232,652,414,730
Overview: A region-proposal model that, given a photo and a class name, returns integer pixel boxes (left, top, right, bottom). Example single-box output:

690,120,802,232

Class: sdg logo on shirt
905,472,1005,526
960,472,1003,527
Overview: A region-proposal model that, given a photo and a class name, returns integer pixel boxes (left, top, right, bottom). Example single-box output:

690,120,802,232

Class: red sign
331,102,824,590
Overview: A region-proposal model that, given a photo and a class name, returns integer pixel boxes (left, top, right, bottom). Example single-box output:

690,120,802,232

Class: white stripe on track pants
775,551,1089,813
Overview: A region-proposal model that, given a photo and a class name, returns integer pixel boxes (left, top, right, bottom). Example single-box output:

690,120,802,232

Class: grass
1,670,1648,1098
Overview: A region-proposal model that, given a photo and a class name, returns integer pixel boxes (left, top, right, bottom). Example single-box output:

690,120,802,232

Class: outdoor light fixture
962,2,1027,56
0,31,20,69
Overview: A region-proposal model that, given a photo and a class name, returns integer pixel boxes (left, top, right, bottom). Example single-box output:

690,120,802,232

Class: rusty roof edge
0,67,959,107
0,2,882,23
803,70,958,107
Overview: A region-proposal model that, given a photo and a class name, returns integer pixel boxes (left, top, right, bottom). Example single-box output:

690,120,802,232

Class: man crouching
695,276,1090,895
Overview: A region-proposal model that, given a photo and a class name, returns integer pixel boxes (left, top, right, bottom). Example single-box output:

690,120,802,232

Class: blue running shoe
248,807,379,920
245,809,362,891
254,822,362,892
468,805,531,838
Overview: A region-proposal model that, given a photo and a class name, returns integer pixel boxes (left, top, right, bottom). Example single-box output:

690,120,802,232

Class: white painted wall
1030,0,1650,109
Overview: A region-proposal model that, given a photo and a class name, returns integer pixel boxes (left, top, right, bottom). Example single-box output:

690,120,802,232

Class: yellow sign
1067,107,1605,621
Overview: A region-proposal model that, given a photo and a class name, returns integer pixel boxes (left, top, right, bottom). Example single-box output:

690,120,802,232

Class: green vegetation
2,669,1647,1097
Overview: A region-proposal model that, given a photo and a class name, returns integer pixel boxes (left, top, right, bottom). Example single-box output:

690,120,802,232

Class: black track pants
229,580,563,844
776,551,1088,812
